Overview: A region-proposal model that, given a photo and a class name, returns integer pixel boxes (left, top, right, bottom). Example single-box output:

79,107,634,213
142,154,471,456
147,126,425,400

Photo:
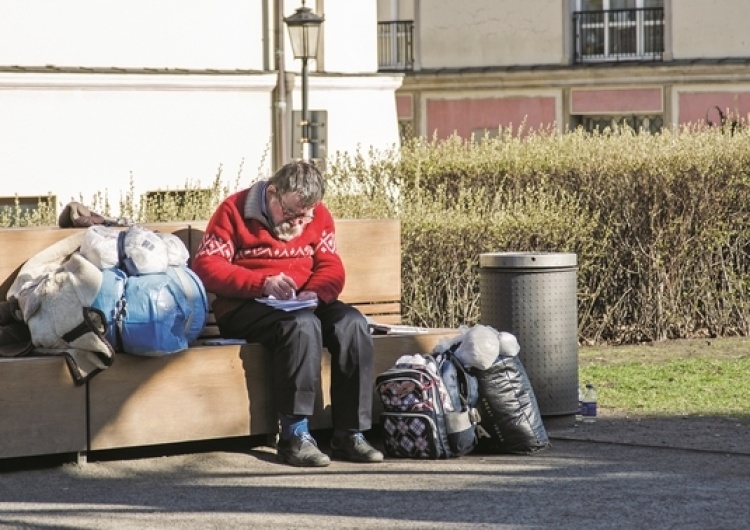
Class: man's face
267,186,315,241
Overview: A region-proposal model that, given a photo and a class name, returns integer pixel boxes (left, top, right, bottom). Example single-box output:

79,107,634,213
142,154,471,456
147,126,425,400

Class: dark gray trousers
217,299,374,432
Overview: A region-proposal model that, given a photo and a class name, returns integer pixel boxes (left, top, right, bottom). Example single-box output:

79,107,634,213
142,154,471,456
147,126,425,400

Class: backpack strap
117,230,139,276
444,344,480,409
435,347,481,456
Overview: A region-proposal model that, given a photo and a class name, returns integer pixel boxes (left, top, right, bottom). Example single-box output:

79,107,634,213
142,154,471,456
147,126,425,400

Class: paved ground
1,414,749,529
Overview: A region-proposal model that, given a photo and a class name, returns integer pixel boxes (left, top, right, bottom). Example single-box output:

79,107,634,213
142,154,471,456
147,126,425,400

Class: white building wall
0,0,271,213
671,0,750,60
0,72,276,207
377,0,415,21
0,0,403,217
0,0,264,70
301,75,403,159
317,0,379,73
417,0,565,69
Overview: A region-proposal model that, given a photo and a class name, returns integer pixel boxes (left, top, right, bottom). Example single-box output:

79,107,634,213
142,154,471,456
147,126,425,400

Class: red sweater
192,183,345,320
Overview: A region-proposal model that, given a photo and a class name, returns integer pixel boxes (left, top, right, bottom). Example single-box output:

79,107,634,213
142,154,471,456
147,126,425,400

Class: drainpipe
273,0,290,170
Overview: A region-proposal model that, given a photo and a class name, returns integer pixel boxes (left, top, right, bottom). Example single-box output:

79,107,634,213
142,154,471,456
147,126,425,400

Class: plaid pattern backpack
376,349,480,459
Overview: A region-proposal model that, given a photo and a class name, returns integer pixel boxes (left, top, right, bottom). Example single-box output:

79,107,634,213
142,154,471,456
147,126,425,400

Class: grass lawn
579,336,750,417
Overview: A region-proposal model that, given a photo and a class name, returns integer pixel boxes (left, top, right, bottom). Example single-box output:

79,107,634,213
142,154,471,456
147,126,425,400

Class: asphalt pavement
1,418,749,529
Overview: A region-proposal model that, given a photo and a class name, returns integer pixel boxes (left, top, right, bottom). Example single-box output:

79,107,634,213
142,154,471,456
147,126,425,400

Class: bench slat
88,346,259,450
335,219,401,304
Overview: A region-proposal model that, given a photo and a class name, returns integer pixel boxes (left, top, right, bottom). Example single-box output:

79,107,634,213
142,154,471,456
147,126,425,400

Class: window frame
574,0,664,63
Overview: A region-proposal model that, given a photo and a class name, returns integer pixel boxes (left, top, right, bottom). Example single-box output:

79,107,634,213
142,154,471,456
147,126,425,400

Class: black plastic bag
473,355,551,454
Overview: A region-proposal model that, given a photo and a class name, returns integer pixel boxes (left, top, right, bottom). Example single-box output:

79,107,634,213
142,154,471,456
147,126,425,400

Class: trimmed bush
327,124,750,344
9,123,750,345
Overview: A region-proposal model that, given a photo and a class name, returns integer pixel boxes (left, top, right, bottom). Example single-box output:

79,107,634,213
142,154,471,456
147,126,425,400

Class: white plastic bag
158,232,190,267
80,225,120,270
120,225,169,275
81,225,172,275
433,324,520,371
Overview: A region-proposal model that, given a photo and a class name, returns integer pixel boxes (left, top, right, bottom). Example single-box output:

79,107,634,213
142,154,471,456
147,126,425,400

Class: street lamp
284,1,324,162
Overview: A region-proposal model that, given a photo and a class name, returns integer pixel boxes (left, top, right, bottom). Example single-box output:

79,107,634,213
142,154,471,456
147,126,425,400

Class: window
377,21,414,71
574,0,664,63
0,195,57,227
143,189,213,222
399,119,416,142
470,127,503,143
572,114,664,134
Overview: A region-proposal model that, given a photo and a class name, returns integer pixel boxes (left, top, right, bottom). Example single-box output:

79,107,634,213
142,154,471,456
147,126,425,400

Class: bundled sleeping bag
89,225,208,356
165,265,209,344
474,354,550,454
433,325,550,455
116,272,192,355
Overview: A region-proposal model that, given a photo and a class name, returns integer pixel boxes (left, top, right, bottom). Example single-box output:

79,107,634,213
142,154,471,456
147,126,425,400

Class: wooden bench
0,220,456,460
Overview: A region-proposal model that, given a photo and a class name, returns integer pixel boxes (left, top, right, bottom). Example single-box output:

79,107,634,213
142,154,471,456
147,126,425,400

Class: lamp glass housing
284,6,324,60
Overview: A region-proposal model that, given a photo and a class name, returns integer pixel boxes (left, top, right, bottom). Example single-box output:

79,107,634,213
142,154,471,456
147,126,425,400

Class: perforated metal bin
479,252,579,421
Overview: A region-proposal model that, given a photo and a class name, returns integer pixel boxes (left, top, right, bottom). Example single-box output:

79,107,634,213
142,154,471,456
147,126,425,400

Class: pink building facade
379,1,750,139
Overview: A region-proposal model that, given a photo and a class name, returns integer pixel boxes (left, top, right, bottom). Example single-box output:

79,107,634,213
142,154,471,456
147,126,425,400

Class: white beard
273,220,304,241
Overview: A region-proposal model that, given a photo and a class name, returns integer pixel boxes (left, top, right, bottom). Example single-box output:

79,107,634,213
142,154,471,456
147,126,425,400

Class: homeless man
192,161,383,467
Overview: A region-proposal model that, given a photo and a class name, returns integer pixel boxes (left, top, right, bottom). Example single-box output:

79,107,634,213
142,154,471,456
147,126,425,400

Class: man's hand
296,290,318,303
262,273,298,300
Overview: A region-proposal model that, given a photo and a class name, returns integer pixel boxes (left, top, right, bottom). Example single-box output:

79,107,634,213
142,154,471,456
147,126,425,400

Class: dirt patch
580,336,750,365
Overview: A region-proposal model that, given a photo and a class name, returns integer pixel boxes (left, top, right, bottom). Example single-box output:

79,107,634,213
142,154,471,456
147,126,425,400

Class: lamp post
284,1,324,162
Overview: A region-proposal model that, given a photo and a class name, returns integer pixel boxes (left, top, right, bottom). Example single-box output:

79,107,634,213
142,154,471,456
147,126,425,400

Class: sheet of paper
254,296,318,312
366,317,429,335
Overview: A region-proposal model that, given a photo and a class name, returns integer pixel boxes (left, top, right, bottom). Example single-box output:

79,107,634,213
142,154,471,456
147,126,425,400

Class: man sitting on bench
192,161,383,467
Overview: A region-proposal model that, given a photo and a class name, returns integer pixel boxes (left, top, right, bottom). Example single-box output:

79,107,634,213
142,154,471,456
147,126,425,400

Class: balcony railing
378,20,414,71
573,7,664,63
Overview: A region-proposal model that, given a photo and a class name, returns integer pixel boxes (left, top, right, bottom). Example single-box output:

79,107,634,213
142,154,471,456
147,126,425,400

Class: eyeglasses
276,193,314,221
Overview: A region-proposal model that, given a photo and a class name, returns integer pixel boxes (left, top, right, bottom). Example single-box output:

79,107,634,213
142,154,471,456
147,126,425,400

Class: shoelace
298,431,318,446
350,432,366,446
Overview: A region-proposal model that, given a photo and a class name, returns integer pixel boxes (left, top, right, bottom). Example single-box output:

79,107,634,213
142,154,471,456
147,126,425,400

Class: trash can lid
480,252,577,269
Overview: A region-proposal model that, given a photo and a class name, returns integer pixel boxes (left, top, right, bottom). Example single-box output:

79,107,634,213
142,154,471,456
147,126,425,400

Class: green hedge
7,124,750,345
326,124,750,344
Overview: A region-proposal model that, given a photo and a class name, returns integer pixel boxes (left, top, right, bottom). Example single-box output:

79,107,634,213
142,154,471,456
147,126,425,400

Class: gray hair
268,161,325,207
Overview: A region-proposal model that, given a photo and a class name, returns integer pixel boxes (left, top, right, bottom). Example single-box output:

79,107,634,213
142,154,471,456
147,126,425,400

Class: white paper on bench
254,296,318,312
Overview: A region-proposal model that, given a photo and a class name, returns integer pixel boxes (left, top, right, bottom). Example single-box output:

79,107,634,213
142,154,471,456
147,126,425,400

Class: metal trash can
479,252,578,422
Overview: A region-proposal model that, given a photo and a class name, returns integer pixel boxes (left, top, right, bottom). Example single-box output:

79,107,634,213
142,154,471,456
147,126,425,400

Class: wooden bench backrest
0,219,402,327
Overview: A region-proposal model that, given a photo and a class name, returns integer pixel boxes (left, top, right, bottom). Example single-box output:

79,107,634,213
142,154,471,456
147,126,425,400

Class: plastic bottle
581,383,597,423
576,387,584,423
